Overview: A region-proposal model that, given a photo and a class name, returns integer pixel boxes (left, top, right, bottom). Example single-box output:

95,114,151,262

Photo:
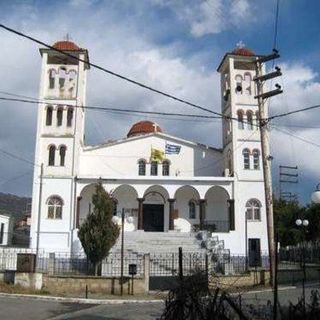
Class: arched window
246,199,261,221
246,111,253,130
162,160,170,176
46,106,53,126
244,72,252,95
138,159,146,176
242,148,250,169
189,200,196,219
237,110,244,129
57,107,63,126
255,111,260,130
253,149,260,170
47,196,63,219
227,149,232,174
48,145,56,166
49,69,55,89
150,161,158,176
235,75,243,94
67,108,73,127
59,67,67,89
59,145,66,166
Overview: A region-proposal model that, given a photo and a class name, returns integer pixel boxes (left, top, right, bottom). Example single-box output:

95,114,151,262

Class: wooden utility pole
254,50,282,289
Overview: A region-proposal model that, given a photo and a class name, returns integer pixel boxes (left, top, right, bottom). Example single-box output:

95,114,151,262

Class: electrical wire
268,103,320,121
0,147,39,167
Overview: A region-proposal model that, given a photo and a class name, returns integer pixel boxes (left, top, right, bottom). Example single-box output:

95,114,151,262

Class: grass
0,281,50,295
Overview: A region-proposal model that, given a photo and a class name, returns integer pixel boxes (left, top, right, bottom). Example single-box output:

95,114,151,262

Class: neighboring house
0,214,13,246
30,40,268,262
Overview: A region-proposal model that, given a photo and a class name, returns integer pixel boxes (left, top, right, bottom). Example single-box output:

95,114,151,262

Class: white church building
30,41,269,262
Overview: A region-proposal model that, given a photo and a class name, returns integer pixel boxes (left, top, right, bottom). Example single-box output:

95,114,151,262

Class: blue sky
0,0,320,204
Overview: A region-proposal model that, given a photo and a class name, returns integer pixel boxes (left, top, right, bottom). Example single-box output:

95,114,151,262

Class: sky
0,0,320,204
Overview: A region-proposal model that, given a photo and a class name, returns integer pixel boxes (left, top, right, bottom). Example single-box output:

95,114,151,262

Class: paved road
0,283,319,320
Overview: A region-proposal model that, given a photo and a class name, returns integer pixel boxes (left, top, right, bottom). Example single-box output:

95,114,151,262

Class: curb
0,292,164,305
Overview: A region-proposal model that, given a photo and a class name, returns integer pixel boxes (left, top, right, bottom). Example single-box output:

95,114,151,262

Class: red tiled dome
127,121,163,138
52,40,80,51
232,47,255,56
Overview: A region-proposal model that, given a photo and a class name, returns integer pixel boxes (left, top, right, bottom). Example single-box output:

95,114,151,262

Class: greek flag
165,143,181,154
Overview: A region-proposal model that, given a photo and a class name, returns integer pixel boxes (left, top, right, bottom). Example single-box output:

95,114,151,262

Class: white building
30,41,269,262
0,214,14,246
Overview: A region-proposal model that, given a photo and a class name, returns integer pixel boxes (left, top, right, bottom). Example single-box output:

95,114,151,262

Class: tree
78,182,120,275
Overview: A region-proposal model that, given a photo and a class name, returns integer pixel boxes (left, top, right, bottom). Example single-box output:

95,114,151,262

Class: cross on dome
236,40,245,49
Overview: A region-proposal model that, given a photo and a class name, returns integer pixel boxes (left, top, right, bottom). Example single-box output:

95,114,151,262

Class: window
244,72,252,95
138,159,146,176
67,108,73,127
246,199,261,221
227,149,232,174
49,69,55,89
59,145,66,166
189,201,196,219
246,111,253,130
243,148,250,169
46,106,53,126
253,149,260,170
48,145,56,166
150,161,158,176
0,223,4,244
57,107,63,126
59,68,66,89
235,75,243,94
47,196,63,219
162,160,170,176
237,110,244,129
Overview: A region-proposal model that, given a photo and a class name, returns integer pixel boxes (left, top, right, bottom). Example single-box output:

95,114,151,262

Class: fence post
48,252,55,275
178,247,183,280
144,253,150,293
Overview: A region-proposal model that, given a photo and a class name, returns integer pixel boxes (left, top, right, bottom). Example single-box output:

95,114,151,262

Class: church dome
127,121,163,138
52,40,80,51
232,47,255,56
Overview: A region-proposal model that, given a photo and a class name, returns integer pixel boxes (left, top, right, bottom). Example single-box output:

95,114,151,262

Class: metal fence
279,246,320,264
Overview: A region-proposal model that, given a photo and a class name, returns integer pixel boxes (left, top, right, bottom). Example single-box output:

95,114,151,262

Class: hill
0,192,31,221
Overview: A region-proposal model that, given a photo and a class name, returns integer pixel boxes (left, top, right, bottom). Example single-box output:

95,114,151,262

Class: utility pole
36,163,44,266
254,50,282,292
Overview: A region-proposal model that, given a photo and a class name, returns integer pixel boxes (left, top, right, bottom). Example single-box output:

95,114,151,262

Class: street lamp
311,183,320,203
295,218,309,314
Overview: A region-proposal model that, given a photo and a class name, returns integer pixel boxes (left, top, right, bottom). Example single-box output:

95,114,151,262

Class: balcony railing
194,220,230,233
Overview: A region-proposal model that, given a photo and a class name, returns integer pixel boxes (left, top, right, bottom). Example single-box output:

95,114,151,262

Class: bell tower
218,45,264,181
35,40,89,177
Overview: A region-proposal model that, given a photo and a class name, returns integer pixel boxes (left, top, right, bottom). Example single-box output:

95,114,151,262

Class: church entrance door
143,204,164,232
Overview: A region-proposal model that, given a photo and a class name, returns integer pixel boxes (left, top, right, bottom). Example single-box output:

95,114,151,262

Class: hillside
0,192,31,221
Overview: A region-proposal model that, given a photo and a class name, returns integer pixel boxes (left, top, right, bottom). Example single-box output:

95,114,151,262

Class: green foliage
78,182,120,274
274,199,320,247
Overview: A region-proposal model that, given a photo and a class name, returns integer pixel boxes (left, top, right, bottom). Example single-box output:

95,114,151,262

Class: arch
205,186,230,231
137,159,146,176
59,145,66,166
252,149,260,170
79,183,98,226
48,69,56,89
162,159,170,176
255,111,260,130
67,107,74,127
242,148,250,169
46,195,63,219
175,185,200,222
48,144,56,166
143,185,169,203
237,109,244,129
46,105,53,126
246,110,253,130
235,74,243,94
246,198,262,221
244,72,252,95
57,107,63,126
58,67,67,89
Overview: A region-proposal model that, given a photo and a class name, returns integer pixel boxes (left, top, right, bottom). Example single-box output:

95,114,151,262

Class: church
30,40,268,261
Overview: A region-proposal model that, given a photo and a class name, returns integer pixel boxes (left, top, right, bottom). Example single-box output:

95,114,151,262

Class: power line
0,23,225,118
0,96,221,120
268,103,320,121
0,147,39,167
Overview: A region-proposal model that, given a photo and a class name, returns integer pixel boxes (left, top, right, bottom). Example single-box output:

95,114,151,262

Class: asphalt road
0,283,319,320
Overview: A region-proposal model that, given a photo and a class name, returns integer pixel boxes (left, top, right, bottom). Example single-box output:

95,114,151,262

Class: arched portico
78,183,97,227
